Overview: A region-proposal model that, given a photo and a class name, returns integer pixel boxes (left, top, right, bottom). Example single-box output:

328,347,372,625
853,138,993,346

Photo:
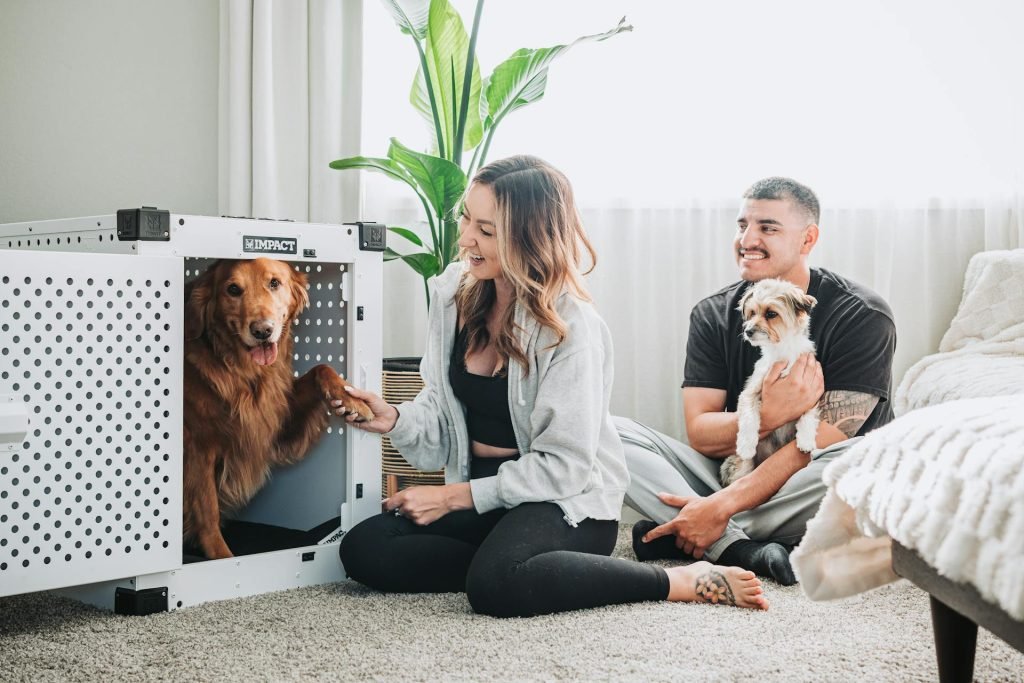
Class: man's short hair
742,177,820,225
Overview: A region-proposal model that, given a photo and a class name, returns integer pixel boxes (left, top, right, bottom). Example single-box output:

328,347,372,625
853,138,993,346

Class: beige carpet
1,525,1022,682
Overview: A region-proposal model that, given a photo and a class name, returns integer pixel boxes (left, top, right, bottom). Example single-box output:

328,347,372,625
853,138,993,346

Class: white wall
0,0,219,223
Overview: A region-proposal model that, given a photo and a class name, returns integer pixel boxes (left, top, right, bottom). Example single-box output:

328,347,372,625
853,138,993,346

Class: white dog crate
0,209,383,612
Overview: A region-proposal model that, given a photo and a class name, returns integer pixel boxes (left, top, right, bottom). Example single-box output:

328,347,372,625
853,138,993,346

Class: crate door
0,251,183,597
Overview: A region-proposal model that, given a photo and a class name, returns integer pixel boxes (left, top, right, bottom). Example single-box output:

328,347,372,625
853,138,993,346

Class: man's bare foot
665,561,769,610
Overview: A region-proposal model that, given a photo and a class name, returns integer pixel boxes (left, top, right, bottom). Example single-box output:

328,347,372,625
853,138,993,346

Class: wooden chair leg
385,474,398,500
931,595,978,683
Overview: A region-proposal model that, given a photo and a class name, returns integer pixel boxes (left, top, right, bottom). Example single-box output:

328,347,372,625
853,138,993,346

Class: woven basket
381,358,445,497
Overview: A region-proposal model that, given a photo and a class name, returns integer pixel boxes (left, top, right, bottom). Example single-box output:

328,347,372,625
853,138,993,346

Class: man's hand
641,492,730,559
759,353,824,433
383,483,472,526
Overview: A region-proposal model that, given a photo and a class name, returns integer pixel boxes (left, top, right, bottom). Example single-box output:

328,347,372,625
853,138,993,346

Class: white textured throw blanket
793,396,1024,619
897,249,1024,414
793,249,1024,619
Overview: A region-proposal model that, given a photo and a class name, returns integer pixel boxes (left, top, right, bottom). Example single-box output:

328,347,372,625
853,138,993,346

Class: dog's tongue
250,342,279,366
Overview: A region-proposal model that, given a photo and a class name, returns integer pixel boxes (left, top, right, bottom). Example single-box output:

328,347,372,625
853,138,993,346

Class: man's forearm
687,412,779,458
687,411,741,458
711,421,847,516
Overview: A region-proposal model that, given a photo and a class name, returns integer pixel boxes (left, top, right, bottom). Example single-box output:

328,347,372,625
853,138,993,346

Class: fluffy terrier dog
721,279,819,486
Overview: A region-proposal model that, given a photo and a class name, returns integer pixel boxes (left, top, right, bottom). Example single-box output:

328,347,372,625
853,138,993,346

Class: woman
337,155,767,616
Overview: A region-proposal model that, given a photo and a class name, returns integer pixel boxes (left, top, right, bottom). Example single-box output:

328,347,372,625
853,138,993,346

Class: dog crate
0,209,384,612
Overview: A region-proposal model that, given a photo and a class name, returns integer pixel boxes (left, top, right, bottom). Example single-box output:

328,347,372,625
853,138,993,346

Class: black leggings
339,459,669,618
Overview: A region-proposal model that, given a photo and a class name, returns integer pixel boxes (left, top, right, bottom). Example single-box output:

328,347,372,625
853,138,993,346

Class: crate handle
0,394,29,453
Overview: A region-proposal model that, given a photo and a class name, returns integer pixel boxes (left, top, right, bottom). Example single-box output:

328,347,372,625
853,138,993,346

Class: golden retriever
182,258,373,559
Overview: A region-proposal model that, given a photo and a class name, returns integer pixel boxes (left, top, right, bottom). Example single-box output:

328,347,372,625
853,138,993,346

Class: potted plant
330,0,631,309
331,0,630,495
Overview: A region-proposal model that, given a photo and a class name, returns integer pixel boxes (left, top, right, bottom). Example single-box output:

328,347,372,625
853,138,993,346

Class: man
618,177,896,585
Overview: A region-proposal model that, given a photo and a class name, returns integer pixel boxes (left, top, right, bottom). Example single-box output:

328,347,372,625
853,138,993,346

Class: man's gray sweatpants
615,416,858,562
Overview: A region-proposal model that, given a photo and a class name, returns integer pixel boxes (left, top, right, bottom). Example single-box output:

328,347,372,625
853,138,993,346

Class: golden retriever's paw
339,395,375,422
315,365,374,422
200,536,235,560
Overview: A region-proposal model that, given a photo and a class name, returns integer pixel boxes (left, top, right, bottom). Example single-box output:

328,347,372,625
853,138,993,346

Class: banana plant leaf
385,248,441,279
380,0,430,39
387,138,466,226
388,226,424,248
410,0,483,156
484,18,632,134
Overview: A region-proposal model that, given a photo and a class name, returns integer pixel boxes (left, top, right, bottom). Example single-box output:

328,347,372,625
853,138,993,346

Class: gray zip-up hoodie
387,263,629,526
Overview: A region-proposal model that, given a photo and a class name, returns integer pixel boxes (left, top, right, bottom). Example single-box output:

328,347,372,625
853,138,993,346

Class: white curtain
592,200,1024,439
218,0,363,223
379,199,1023,441
363,0,1024,441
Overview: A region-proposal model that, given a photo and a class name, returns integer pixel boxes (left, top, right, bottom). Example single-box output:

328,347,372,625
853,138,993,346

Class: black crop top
449,325,518,449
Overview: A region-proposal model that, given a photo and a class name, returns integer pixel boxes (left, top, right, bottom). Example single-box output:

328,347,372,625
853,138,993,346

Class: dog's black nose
250,321,274,340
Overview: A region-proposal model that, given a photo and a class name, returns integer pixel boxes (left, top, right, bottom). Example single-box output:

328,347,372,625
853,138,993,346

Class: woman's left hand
384,483,473,526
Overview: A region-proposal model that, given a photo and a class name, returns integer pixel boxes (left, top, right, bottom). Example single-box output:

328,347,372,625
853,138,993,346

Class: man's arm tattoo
817,390,880,438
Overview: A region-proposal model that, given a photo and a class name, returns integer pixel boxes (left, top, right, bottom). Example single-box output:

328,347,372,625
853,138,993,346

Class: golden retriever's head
737,278,816,347
186,258,309,366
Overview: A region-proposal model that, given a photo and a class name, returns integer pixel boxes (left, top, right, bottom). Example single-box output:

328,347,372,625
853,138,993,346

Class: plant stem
450,57,458,163
421,197,441,263
477,123,497,170
467,142,482,180
441,211,456,267
453,0,484,168
405,183,440,263
423,277,431,311
414,39,446,160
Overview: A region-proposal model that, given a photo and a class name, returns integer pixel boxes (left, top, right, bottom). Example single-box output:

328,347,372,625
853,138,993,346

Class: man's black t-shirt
683,268,896,435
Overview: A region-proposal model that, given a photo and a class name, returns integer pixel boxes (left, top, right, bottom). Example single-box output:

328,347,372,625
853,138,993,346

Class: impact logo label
243,235,297,255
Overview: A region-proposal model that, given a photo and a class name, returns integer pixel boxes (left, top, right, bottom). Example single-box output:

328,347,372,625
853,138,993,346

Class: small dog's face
737,278,816,347
188,258,309,366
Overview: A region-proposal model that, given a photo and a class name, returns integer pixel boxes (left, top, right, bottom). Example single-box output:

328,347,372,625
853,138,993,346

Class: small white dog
721,279,819,486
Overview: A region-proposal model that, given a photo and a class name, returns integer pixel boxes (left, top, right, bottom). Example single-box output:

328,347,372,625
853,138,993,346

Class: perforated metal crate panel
183,258,352,530
0,252,183,597
0,215,133,255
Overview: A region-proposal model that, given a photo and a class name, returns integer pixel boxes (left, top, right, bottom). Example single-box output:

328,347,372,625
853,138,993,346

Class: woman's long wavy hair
455,155,597,374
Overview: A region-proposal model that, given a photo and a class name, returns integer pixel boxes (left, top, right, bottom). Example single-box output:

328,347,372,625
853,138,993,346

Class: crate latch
0,394,29,452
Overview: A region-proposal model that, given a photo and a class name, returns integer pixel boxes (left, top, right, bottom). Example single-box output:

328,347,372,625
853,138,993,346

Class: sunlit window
363,0,1022,207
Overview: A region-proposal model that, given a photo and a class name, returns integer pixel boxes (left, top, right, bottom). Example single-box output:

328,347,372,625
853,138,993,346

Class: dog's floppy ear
736,286,756,316
795,292,817,315
288,269,310,320
784,288,816,316
185,261,220,340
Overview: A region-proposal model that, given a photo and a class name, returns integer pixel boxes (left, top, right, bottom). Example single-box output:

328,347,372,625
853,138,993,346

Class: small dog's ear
737,286,756,315
288,269,310,320
797,293,817,314
185,261,220,340
787,290,817,316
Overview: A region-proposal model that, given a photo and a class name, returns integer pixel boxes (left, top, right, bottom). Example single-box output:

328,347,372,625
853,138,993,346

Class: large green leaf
388,226,424,248
410,0,482,156
379,0,430,39
387,138,466,223
330,154,440,254
483,17,632,132
391,250,441,279
328,155,418,189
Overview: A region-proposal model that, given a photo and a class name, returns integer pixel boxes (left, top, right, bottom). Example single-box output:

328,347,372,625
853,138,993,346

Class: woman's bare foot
665,561,768,610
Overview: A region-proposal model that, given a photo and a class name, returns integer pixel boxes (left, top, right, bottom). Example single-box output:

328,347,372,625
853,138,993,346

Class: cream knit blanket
793,248,1024,618
792,396,1024,620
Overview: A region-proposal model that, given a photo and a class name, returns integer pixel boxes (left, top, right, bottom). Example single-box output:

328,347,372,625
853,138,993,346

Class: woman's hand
332,385,399,434
384,483,473,526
